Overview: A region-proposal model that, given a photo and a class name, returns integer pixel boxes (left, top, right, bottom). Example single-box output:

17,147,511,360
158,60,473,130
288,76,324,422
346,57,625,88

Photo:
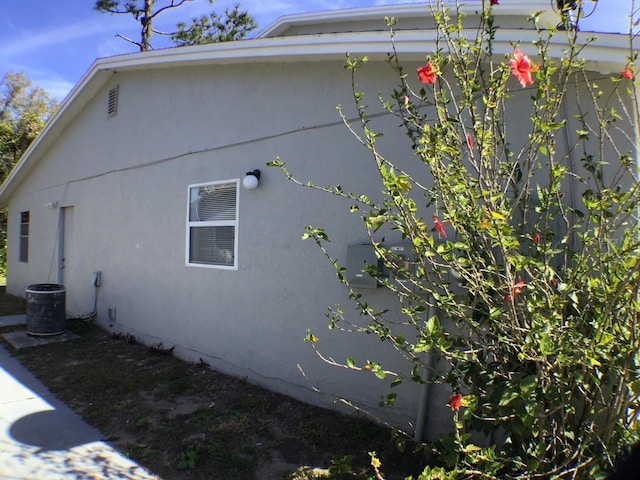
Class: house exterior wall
4,52,634,438
5,59,452,435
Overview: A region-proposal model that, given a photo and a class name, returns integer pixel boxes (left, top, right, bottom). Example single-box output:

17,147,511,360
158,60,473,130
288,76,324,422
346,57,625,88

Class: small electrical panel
346,244,380,288
388,243,415,291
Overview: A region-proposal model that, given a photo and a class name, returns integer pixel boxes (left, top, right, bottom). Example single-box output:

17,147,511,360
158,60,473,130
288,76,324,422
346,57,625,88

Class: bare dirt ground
4,318,427,480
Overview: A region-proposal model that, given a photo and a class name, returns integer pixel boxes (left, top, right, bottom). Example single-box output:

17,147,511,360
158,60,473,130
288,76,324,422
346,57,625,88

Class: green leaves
301,226,329,242
0,72,57,182
171,4,256,46
344,53,369,71
273,1,639,478
303,329,318,344
96,0,256,51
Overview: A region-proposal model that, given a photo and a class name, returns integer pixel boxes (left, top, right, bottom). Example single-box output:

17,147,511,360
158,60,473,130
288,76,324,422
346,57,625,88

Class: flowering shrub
417,61,439,84
447,394,463,412
271,1,639,478
509,48,538,87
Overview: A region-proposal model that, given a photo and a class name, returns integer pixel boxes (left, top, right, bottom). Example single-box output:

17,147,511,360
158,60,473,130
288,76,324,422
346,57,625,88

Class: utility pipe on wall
414,298,435,441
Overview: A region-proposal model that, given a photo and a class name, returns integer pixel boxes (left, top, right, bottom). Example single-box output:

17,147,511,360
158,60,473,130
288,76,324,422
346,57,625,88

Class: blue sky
0,0,630,100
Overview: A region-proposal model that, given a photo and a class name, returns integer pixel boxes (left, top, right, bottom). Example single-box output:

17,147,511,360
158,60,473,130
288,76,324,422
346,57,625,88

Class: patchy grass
0,285,26,316
5,321,428,480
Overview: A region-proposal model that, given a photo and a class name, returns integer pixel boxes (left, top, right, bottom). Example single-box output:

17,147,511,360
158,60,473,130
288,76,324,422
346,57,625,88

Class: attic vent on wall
107,86,119,117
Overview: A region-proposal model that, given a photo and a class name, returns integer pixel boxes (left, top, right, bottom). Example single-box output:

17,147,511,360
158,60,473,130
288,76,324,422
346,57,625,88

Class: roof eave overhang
256,1,556,38
0,29,629,205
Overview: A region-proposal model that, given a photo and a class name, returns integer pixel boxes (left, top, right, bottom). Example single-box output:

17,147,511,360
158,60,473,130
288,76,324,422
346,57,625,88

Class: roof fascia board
93,30,627,71
0,69,115,204
257,1,554,38
0,29,629,204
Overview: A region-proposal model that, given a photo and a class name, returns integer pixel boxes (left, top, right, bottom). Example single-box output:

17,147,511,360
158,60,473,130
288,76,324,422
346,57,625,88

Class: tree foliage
271,1,639,478
0,72,58,276
94,0,256,51
172,3,256,46
0,72,58,183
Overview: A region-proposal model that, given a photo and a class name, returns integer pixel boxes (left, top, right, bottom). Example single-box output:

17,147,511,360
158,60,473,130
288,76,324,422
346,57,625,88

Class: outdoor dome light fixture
243,169,261,190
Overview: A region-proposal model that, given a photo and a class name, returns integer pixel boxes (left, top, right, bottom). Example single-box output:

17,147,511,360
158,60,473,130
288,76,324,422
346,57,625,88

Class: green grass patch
0,283,26,316
13,322,428,480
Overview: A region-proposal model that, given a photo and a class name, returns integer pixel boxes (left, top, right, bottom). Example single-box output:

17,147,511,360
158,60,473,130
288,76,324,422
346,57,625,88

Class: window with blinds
186,180,239,269
19,211,29,263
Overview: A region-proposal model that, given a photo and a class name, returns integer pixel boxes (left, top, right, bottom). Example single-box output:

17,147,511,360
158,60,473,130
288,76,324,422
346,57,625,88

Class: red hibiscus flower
622,67,633,80
504,281,526,302
466,132,474,149
532,232,541,244
433,215,448,238
448,394,463,411
510,49,536,88
417,61,439,84
490,0,499,5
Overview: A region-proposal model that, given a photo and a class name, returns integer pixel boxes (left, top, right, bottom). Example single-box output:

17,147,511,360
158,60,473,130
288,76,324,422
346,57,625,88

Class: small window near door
186,180,239,269
19,211,29,263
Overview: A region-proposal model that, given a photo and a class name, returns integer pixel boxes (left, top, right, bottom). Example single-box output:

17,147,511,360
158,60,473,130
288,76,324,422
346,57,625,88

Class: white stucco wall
4,49,635,440
5,59,454,435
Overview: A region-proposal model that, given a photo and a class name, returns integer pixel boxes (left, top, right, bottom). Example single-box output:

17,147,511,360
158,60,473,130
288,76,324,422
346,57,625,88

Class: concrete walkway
0,315,159,479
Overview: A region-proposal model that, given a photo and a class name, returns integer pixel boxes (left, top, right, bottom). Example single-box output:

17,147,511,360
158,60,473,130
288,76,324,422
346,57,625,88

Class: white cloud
0,19,111,60
0,62,76,101
35,78,76,102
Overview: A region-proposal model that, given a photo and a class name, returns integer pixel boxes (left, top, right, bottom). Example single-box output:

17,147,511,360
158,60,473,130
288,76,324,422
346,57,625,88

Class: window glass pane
189,184,236,222
19,211,29,263
19,237,28,263
189,226,235,266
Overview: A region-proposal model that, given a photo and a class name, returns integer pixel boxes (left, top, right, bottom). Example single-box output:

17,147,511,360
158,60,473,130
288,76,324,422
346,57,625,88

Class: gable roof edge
257,1,556,38
0,29,629,205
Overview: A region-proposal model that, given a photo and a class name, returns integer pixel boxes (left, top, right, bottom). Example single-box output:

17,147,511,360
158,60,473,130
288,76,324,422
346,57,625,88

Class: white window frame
185,179,239,270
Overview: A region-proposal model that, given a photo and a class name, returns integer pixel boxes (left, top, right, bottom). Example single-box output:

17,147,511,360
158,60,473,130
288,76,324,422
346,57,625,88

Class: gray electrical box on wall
388,243,415,291
346,244,380,288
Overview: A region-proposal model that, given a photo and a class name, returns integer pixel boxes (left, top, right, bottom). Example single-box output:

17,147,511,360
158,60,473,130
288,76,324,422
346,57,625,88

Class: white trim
185,178,240,270
82,30,627,72
257,1,555,38
0,5,630,205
